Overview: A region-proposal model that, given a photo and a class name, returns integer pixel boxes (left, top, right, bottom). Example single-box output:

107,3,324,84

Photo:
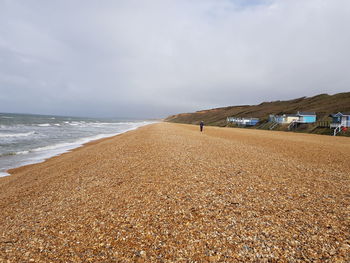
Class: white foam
0,131,36,138
0,150,30,158
37,123,51,127
17,150,30,155
32,131,130,154
32,142,78,153
36,122,151,156
92,122,118,125
0,171,9,177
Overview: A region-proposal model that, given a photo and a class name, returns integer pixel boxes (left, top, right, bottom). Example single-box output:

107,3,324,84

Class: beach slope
0,123,349,262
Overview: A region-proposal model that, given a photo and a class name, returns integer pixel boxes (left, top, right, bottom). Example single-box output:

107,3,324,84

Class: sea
0,113,154,176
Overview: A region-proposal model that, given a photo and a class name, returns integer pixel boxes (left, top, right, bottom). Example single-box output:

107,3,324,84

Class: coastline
6,131,129,176
1,123,349,262
1,121,154,177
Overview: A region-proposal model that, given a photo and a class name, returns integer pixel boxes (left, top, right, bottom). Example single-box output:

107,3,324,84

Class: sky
0,0,349,118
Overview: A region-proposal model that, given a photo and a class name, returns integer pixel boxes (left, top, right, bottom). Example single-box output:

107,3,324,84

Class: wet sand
0,123,349,262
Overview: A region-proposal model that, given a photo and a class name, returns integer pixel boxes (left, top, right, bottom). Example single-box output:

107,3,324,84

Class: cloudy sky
0,0,349,118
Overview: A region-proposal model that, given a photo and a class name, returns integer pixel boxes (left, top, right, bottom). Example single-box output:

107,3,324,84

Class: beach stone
0,123,349,262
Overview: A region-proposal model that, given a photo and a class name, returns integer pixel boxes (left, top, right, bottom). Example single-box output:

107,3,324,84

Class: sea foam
0,131,36,138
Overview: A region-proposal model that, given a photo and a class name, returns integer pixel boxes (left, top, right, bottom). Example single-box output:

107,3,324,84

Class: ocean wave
0,150,30,157
0,121,153,176
0,131,36,138
0,172,9,177
31,133,119,153
88,122,139,127
68,122,80,126
0,124,26,128
37,123,51,127
28,125,148,157
18,150,30,155
32,142,78,152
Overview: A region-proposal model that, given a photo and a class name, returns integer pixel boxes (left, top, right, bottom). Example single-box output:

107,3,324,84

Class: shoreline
6,131,125,176
1,122,154,177
1,123,349,262
6,122,348,176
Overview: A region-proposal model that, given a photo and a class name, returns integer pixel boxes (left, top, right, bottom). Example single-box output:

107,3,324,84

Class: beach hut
270,112,316,124
285,114,299,124
227,117,259,126
329,112,350,128
269,114,298,124
296,112,316,123
287,112,316,130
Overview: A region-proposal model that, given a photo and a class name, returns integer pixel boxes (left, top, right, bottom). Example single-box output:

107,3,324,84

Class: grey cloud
0,0,349,118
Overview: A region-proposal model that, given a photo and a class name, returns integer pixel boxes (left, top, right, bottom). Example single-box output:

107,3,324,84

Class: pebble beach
0,122,349,262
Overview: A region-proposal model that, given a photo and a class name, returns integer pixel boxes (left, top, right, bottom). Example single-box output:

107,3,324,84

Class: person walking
200,121,204,132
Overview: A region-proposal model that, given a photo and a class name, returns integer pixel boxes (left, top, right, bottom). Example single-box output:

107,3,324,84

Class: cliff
165,92,350,127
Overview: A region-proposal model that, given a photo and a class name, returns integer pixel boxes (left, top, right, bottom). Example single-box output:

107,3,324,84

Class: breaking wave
0,151,30,157
0,131,36,138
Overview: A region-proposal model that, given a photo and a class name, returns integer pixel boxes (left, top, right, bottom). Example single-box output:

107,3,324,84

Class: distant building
296,112,317,123
227,117,259,126
285,115,299,123
269,114,298,124
329,112,350,128
269,112,316,124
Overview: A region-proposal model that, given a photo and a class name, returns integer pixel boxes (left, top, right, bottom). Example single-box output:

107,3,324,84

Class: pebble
0,123,349,262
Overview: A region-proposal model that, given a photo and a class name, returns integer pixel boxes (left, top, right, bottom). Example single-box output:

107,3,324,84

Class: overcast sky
0,0,349,118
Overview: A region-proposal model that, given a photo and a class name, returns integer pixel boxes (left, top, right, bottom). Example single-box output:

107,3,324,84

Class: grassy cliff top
165,92,350,126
